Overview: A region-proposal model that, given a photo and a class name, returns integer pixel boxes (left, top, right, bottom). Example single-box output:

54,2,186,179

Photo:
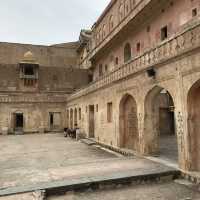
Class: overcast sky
0,0,110,45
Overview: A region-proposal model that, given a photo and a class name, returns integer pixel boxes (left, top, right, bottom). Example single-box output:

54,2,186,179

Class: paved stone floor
0,134,116,189
159,135,178,163
0,134,199,199
0,134,178,191
48,181,200,200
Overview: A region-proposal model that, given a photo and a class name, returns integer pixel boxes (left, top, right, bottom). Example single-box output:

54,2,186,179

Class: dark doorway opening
14,113,24,134
89,105,95,138
50,113,54,127
15,113,24,128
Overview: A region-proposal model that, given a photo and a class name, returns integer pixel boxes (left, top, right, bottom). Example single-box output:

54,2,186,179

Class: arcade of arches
67,77,200,172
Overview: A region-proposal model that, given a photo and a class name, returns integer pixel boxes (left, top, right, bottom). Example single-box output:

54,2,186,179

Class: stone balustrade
68,21,200,101
0,95,67,103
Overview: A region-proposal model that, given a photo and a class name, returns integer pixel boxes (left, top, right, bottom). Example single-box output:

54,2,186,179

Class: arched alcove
119,94,138,151
144,86,177,162
187,79,200,171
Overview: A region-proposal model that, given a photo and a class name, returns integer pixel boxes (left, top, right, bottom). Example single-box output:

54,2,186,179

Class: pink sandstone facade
67,0,200,172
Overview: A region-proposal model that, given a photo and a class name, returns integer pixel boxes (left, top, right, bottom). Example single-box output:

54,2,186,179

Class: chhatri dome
20,51,38,64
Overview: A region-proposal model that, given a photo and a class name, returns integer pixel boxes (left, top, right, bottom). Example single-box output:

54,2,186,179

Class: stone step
0,167,180,197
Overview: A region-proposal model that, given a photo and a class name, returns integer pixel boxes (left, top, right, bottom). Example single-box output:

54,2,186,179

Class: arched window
131,0,136,9
125,0,130,15
109,15,114,31
102,24,106,38
99,28,102,42
124,43,132,63
119,4,124,21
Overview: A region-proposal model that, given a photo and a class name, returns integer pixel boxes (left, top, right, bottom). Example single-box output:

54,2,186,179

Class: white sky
0,0,110,45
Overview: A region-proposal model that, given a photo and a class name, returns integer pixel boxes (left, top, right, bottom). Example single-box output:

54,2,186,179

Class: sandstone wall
0,42,79,67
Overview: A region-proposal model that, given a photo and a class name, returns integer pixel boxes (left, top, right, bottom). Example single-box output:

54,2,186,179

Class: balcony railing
20,74,38,79
0,95,67,103
68,20,200,102
89,0,152,60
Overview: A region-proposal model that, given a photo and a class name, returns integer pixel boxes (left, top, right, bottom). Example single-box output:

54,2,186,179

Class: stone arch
187,79,200,171
144,86,177,159
124,43,132,63
119,93,139,151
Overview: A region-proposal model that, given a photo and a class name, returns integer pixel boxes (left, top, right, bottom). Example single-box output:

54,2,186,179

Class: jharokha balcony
68,20,200,101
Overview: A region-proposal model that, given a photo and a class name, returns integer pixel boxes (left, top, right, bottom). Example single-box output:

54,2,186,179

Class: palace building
1,0,200,173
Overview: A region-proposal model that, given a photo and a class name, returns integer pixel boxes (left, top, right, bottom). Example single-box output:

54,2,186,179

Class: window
99,29,102,41
24,65,34,76
119,4,124,21
125,0,130,14
132,0,136,7
109,15,114,31
147,25,151,33
192,8,197,17
99,64,103,77
79,108,81,120
124,43,132,63
103,24,106,37
161,26,168,41
115,57,119,65
136,42,141,53
107,102,113,123
105,65,108,73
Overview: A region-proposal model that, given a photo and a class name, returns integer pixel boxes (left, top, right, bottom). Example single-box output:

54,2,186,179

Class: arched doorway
144,86,177,162
119,94,138,151
188,80,200,171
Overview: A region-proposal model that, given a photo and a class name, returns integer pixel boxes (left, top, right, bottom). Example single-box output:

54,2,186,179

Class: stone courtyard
0,133,178,190
0,133,116,189
0,133,199,199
